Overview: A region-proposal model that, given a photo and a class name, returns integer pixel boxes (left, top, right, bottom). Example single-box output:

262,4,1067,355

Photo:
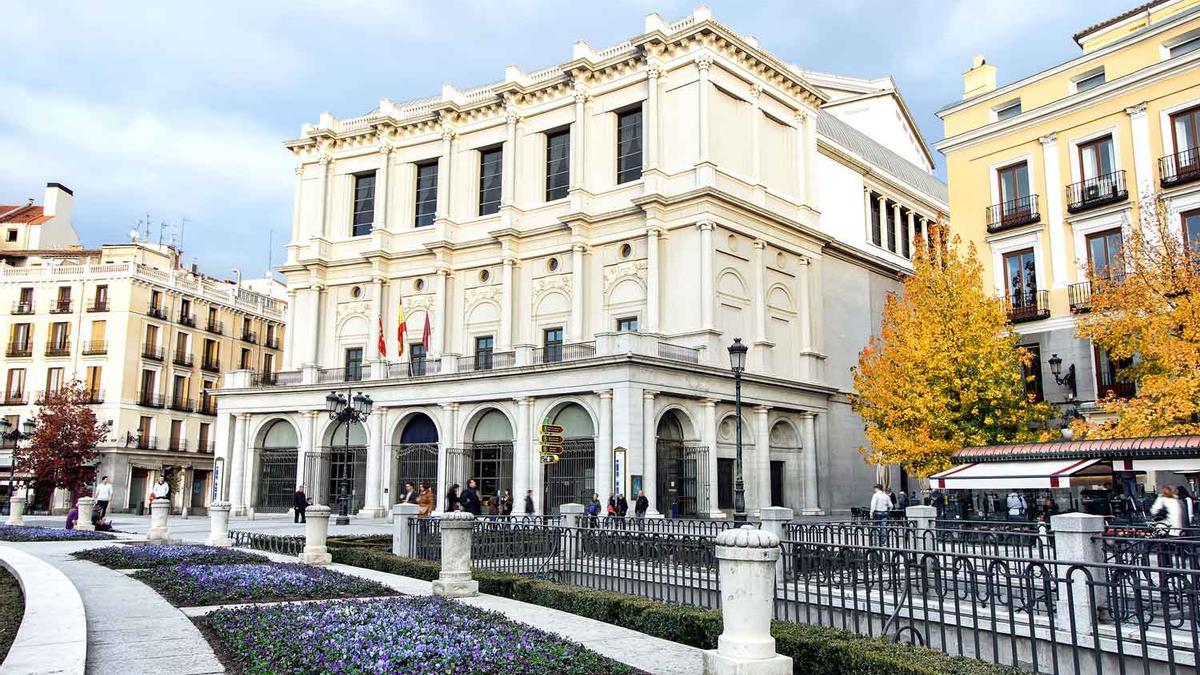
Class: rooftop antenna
179,217,189,254
142,214,151,240
157,220,168,245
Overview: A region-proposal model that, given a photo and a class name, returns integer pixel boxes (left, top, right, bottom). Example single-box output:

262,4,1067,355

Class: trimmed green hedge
329,547,1016,675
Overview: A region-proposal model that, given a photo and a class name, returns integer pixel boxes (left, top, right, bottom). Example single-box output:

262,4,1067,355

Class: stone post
906,505,937,548
759,506,792,579
392,503,420,557
300,505,332,565
207,501,232,547
1050,513,1107,635
703,525,792,675
75,497,96,531
559,503,585,560
5,495,24,526
147,499,171,544
432,511,478,598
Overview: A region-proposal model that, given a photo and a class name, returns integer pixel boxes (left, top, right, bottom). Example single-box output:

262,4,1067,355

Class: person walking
460,479,482,516
635,489,649,519
869,484,891,541
400,481,418,505
523,489,535,516
616,493,629,519
1151,486,1185,536
607,494,617,518
293,485,309,524
445,484,461,512
417,482,435,517
500,490,513,516
94,476,113,519
1005,490,1028,522
151,476,170,508
1177,485,1195,530
587,493,602,527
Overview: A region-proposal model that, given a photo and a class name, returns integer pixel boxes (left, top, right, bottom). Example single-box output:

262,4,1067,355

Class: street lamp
727,338,748,525
0,418,34,515
325,387,372,525
1047,353,1077,400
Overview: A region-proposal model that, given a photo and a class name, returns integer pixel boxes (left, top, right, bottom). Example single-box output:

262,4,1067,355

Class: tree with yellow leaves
1075,195,1200,437
851,224,1052,477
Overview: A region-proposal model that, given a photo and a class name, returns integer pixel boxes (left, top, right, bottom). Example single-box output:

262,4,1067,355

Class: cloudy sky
0,0,1132,278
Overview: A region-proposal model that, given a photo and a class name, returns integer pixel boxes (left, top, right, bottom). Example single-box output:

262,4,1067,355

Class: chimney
963,55,996,99
43,183,73,222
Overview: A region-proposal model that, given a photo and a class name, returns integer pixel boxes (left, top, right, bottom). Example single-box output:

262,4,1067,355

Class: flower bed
133,562,394,606
0,567,22,664
0,525,114,542
201,596,633,674
73,544,267,569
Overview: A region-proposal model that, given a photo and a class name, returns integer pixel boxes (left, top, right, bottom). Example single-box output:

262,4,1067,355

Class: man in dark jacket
523,489,535,516
635,489,649,518
400,481,418,505
460,478,482,516
616,493,629,518
294,485,309,523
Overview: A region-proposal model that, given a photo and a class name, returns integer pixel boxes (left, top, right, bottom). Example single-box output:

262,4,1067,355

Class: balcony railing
167,438,188,452
384,359,443,379
133,436,158,450
137,392,165,408
82,340,107,355
242,330,258,344
985,194,1040,233
206,320,224,335
49,300,72,314
254,370,301,387
197,440,215,454
178,312,196,327
86,299,108,312
318,365,368,383
84,389,104,404
199,393,218,415
201,358,221,373
1066,170,1127,213
1097,376,1137,400
44,341,70,357
265,335,280,350
147,306,167,320
1004,289,1050,323
532,341,596,365
5,342,31,358
11,302,32,315
142,344,164,361
169,397,194,413
1160,146,1200,187
173,351,194,367
459,351,515,373
0,393,26,406
658,342,701,364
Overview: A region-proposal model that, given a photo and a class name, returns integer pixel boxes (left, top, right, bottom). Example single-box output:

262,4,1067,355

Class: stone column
570,244,585,342
595,390,613,498
906,505,936,547
749,85,763,191
147,499,171,544
802,109,818,211
308,283,323,366
433,268,448,358
391,502,420,557
304,410,322,505
646,227,661,333
359,407,385,518
283,289,297,370
801,412,821,515
703,526,792,674
208,501,231,546
697,55,713,165
5,495,24,526
570,81,587,192
703,399,722,518
502,108,519,209
1126,103,1155,242
1039,132,1068,288
641,390,661,517
436,127,454,221
1051,513,1107,634
500,256,514,349
291,163,304,244
754,406,771,514
698,221,715,330
300,505,332,565
876,194,888,247
891,202,902,254
863,187,873,240
433,511,479,598
228,413,247,515
514,397,532,513
75,497,96,531
375,144,391,230
752,241,768,371
797,257,814,380
317,154,331,238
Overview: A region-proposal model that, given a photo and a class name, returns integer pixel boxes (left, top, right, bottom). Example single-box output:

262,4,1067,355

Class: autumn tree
16,380,110,503
851,224,1052,477
1075,195,1200,437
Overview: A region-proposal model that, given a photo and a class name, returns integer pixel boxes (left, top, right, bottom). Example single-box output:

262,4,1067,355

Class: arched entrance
656,410,706,517
543,403,595,514
392,413,438,496
255,419,299,512
463,409,513,500
323,420,367,513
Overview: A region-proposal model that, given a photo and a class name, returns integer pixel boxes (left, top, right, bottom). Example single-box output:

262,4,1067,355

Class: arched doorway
324,420,367,513
255,419,299,512
543,403,595,513
656,410,705,517
464,409,513,501
392,413,438,496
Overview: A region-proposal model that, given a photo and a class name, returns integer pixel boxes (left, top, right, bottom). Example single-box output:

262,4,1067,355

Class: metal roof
951,435,1200,463
816,110,948,204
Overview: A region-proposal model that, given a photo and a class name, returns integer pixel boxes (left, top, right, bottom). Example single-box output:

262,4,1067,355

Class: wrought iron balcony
206,320,224,335
167,438,189,452
1066,170,1127,213
49,300,72,314
197,440,216,454
459,351,515,373
142,344,164,361
86,299,109,312
265,335,280,350
242,330,258,344
0,392,26,406
147,306,167,320
11,302,32,315
169,396,194,413
178,312,196,327
387,359,443,378
44,341,70,357
1160,147,1200,187
318,365,368,383
533,341,597,365
82,341,107,355
173,351,194,367
83,389,104,404
199,393,218,415
1068,282,1092,313
986,194,1040,233
133,435,158,450
1004,289,1050,323
5,342,31,358
137,392,165,408
201,358,221,373
1097,376,1136,400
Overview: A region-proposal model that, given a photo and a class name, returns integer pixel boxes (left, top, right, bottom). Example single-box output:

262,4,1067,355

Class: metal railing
82,341,107,355
201,358,221,373
137,392,165,408
168,396,194,413
5,342,30,358
178,312,196,327
11,302,32,315
986,194,1040,233
387,359,442,379
1160,146,1200,187
458,351,516,373
49,300,72,314
242,330,257,344
44,340,70,357
1004,289,1049,323
229,530,305,556
83,389,104,404
255,370,302,387
173,351,194,367
533,342,596,364
318,365,368,383
146,306,167,320
199,393,218,415
86,299,108,312
0,393,26,406
142,344,164,361
658,342,701,364
1066,170,1127,212
206,320,224,335
265,335,280,350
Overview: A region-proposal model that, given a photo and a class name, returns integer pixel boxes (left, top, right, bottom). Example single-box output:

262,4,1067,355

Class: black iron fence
229,530,305,556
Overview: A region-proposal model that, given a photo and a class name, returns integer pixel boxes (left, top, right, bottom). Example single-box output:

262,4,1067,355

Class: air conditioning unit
1084,184,1101,201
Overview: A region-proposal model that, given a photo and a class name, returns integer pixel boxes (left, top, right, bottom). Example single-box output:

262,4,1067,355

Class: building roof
1073,0,1169,45
816,110,948,203
0,204,50,225
951,435,1200,463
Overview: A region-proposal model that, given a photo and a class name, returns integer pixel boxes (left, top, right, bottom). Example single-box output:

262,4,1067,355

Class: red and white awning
930,458,1108,490
1114,458,1200,475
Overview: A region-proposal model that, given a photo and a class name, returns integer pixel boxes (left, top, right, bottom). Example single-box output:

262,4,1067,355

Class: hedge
329,546,1017,675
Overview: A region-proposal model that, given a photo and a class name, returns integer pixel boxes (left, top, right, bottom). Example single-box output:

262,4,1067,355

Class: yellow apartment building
935,0,1200,417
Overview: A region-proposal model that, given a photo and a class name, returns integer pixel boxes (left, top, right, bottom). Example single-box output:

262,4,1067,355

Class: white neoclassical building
215,7,947,519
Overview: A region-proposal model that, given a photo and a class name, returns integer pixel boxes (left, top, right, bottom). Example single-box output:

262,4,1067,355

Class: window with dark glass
1003,248,1038,307
900,207,911,259
344,347,363,381
1074,70,1105,93
474,335,494,370
478,147,503,216
1020,344,1044,402
998,162,1030,203
1183,209,1200,255
352,172,376,236
1086,228,1123,281
414,161,438,227
1170,35,1200,58
543,327,563,363
616,317,638,332
545,128,571,201
409,343,427,376
869,193,882,247
1094,345,1134,399
885,201,896,252
1171,106,1200,154
717,458,735,509
995,100,1022,120
616,107,643,184
1078,136,1114,180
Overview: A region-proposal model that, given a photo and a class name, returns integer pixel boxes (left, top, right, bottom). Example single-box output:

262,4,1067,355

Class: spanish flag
377,314,387,358
396,295,407,358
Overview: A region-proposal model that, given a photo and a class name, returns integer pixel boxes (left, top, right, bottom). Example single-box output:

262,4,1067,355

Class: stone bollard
392,503,420,557
759,506,793,580
432,511,478,598
300,505,333,565
559,503,585,560
5,496,24,526
207,501,232,547
703,525,793,675
905,505,937,548
75,497,96,531
147,499,171,544
1050,512,1107,634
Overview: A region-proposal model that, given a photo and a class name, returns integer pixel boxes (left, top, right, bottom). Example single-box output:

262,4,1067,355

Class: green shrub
330,548,1017,675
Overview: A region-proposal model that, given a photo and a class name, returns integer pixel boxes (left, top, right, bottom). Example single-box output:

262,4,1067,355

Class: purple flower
74,544,267,568
0,525,114,542
134,562,394,606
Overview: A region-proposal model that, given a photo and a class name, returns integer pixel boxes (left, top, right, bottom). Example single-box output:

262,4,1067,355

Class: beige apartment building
0,183,286,513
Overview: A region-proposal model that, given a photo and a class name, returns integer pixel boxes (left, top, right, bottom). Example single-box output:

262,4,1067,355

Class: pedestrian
446,484,461,512
1177,485,1195,530
293,484,309,523
460,479,482,516
606,494,616,518
616,493,629,518
65,503,79,530
417,482,435,516
91,509,115,532
94,476,113,519
400,481,418,505
152,475,170,504
886,487,897,507
587,493,601,527
1006,490,1028,522
1151,486,1185,536
869,484,891,541
500,490,513,516
635,489,648,519
523,489,535,516
896,490,908,510
486,495,499,517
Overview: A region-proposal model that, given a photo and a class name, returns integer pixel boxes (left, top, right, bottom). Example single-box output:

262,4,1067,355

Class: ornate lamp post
727,338,748,525
325,388,373,526
1047,353,1077,400
0,418,34,515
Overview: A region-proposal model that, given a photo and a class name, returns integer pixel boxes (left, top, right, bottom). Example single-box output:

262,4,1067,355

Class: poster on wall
630,474,642,498
613,447,626,497
212,457,224,502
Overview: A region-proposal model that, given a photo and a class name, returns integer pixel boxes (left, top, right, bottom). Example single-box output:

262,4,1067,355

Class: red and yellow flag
396,294,407,358
377,314,387,357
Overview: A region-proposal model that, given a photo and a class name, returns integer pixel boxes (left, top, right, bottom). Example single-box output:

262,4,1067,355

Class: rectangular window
616,316,638,332
1183,209,1200,255
545,128,571,201
995,100,1022,121
414,161,438,227
262,353,274,375
1003,248,1038,306
145,324,159,348
10,323,29,349
150,290,161,310
474,335,494,371
137,416,152,446
45,367,64,395
5,369,24,401
352,171,377,236
140,369,157,398
169,420,183,451
1020,344,1044,403
1078,135,1115,179
616,107,644,184
543,327,564,363
174,331,187,355
5,230,15,243
1074,70,1105,92
409,343,427,376
344,347,363,381
1086,228,1123,281
885,202,897,252
478,147,503,216
198,423,211,452
240,348,251,369
172,374,188,403
203,338,217,362
94,285,108,309
997,161,1031,203
86,366,101,398
1094,345,1134,399
49,322,69,350
900,208,911,259
869,193,882,247
1171,106,1200,153
717,458,735,509
1169,35,1200,58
